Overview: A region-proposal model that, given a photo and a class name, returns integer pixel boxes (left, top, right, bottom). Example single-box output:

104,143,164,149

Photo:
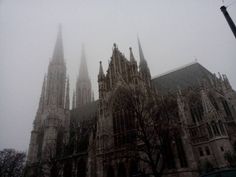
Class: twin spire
78,44,90,81
41,25,150,110
75,45,92,107
52,24,64,63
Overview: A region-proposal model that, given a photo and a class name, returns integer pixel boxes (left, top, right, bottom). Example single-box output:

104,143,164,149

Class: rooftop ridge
152,61,198,79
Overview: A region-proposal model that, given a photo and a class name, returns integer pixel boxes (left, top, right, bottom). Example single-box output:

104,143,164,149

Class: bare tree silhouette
112,83,181,177
0,149,26,177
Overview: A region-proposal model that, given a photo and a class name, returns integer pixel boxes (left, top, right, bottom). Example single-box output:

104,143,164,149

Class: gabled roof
152,62,214,95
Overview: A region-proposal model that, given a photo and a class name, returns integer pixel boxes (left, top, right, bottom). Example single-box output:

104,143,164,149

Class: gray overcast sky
0,0,235,151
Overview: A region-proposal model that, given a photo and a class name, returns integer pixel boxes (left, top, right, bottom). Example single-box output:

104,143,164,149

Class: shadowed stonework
25,28,236,177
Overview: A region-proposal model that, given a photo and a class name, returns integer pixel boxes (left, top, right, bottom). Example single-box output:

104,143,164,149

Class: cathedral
25,27,236,177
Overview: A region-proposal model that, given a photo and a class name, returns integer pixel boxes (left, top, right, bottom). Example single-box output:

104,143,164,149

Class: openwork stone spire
137,37,151,86
52,24,64,63
76,45,92,107
46,25,66,107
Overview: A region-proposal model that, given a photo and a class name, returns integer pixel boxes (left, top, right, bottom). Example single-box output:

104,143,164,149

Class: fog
0,0,235,151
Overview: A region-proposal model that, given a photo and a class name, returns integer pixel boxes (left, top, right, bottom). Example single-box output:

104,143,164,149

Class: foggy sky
0,0,236,151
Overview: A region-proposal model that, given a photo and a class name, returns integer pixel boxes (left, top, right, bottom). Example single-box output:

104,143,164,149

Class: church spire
138,37,146,64
37,75,46,114
46,25,66,107
137,37,151,85
76,44,92,107
52,24,64,63
78,44,89,81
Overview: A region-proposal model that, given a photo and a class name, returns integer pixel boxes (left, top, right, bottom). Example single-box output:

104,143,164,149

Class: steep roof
152,62,214,95
71,62,215,119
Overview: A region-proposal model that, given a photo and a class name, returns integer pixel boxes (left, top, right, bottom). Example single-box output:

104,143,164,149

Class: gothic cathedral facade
25,28,236,177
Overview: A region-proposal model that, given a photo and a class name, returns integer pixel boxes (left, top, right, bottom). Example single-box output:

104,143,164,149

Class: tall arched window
112,90,136,147
207,123,213,138
175,136,188,167
211,121,220,136
222,100,232,117
218,120,226,135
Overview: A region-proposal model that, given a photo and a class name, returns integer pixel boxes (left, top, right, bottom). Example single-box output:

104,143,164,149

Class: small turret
98,61,106,99
222,74,232,89
129,47,136,63
98,61,105,81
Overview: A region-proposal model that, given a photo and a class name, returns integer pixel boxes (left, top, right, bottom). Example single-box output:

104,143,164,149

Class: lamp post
220,6,236,38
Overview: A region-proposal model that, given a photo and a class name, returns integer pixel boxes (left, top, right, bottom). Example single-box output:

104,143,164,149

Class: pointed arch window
209,94,219,110
222,100,232,117
207,123,213,138
175,136,188,167
218,120,226,135
112,90,136,147
198,147,204,156
211,121,220,136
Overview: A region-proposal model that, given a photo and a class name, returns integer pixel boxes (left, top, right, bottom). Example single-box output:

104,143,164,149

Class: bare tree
0,149,26,177
113,84,180,177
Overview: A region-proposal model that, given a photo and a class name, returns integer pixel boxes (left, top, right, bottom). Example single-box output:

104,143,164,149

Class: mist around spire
137,37,151,86
37,75,46,114
137,36,146,63
78,44,90,81
75,44,92,107
52,24,64,63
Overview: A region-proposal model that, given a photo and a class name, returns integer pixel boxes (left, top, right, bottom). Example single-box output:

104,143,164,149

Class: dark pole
220,6,236,38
